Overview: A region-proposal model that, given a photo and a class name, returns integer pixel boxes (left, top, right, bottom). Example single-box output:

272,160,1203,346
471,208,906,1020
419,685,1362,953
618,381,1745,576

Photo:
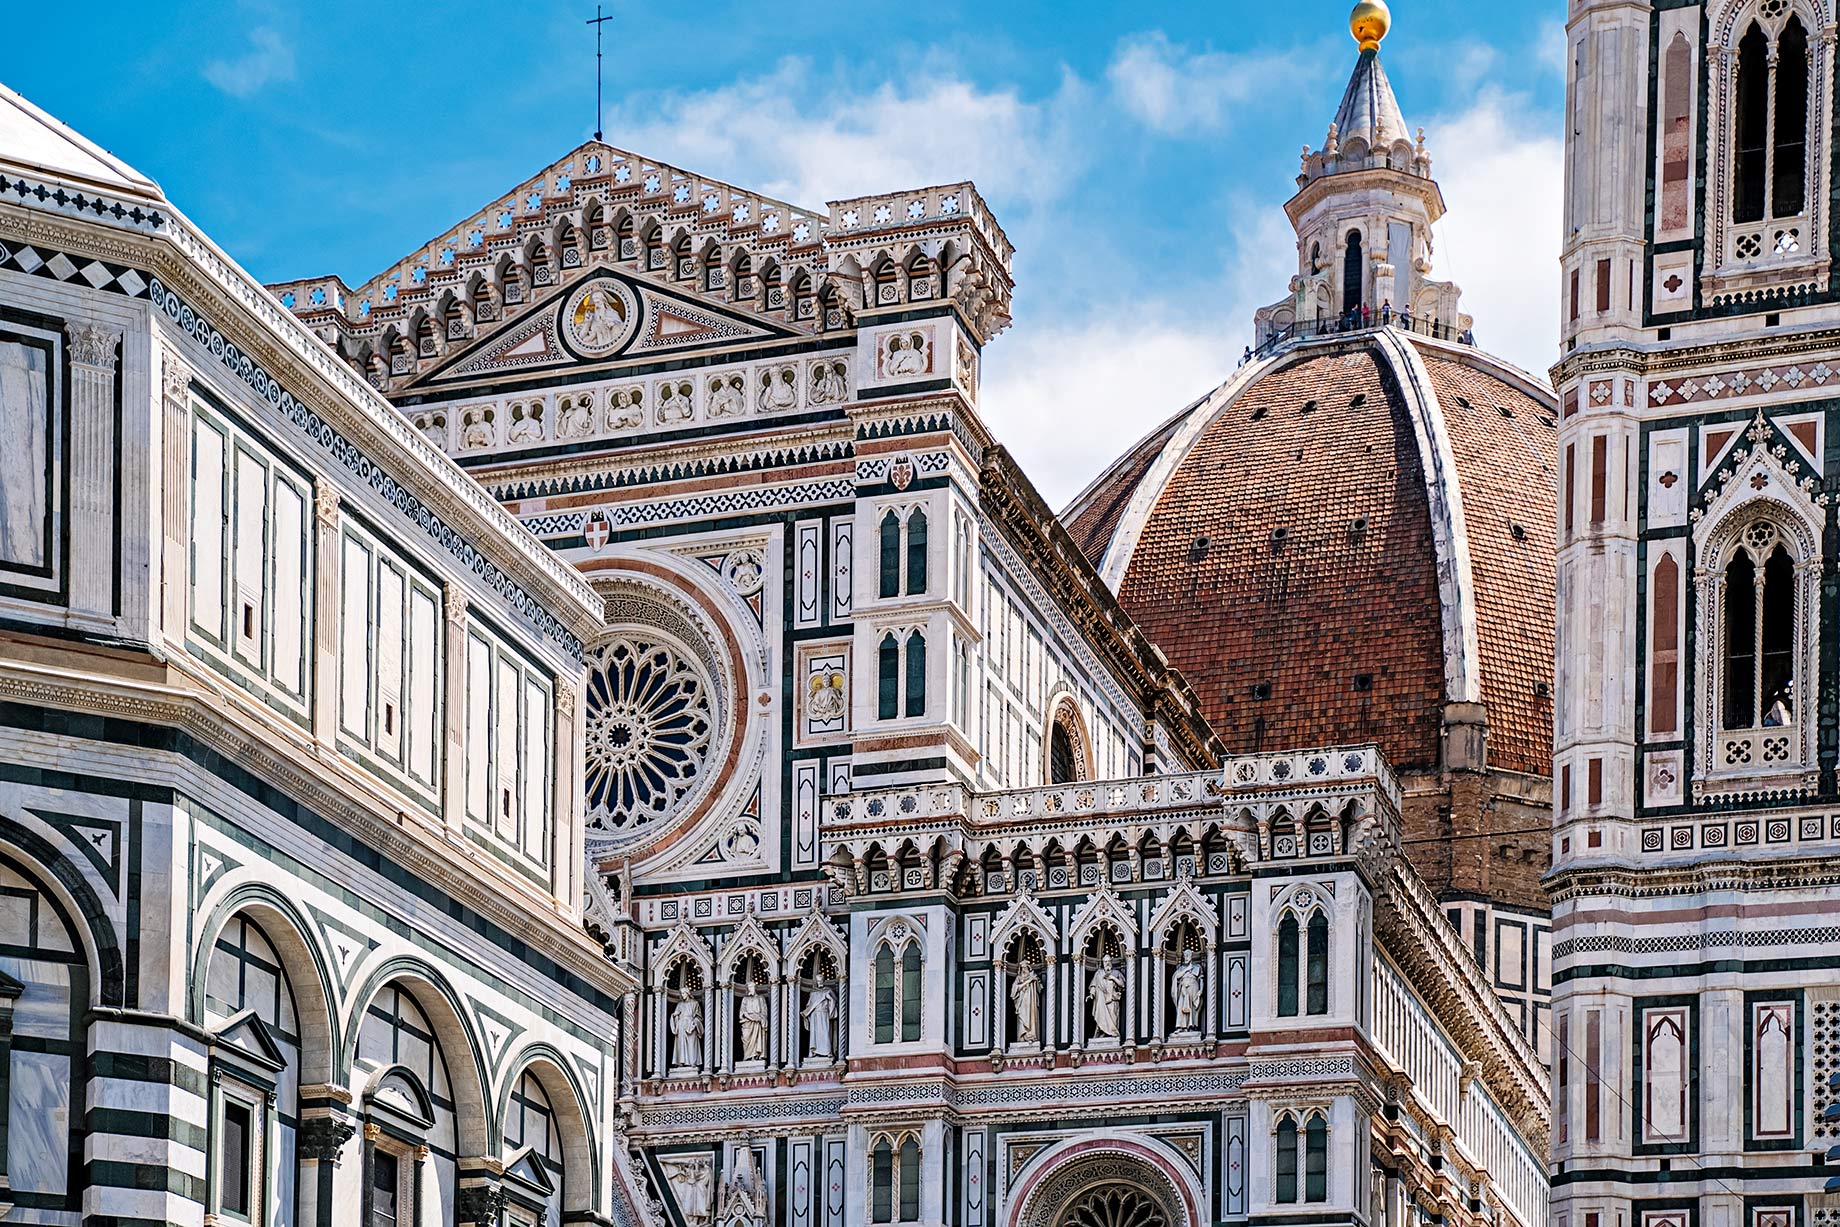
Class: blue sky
8,1,1567,504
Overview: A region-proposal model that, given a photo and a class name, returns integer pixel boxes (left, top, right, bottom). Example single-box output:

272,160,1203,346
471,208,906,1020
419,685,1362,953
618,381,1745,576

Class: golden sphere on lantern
1350,0,1391,51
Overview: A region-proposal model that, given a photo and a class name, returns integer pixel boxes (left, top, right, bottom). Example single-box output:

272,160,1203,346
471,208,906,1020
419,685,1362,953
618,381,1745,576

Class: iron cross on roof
587,5,616,142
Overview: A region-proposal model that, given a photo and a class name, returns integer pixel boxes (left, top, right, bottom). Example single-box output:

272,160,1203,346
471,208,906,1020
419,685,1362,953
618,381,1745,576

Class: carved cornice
476,420,856,503
1553,324,1840,387
0,652,633,1000
1547,851,1840,901
977,445,1221,770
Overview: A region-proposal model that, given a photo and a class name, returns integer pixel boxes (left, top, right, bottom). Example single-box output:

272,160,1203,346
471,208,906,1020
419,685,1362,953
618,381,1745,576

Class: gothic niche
584,587,733,849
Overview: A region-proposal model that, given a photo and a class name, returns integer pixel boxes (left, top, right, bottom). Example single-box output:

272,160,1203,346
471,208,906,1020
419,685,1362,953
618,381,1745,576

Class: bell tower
1255,1,1469,345
1552,1,1840,1225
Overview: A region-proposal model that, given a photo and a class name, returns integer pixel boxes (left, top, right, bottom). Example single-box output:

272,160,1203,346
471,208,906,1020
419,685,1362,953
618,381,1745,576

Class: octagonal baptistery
1067,326,1557,916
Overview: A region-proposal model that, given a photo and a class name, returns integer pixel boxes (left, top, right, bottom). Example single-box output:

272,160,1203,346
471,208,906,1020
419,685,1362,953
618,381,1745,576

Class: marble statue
670,994,705,1069
1088,955,1124,1039
1010,962,1041,1044
738,979,768,1062
802,982,836,1061
1171,949,1204,1034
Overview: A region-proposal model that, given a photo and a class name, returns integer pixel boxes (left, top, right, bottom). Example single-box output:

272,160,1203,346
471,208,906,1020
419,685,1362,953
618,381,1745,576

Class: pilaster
312,479,342,744
65,321,119,620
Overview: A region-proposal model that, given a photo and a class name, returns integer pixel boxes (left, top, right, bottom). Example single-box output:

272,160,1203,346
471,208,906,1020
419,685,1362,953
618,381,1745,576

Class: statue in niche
802,982,837,1062
885,332,927,377
670,992,705,1069
1088,954,1124,1040
1010,962,1042,1044
573,285,629,350
810,361,847,405
461,408,494,450
608,389,644,430
1171,949,1204,1034
737,979,768,1062
760,366,799,412
507,403,544,443
559,396,594,438
709,377,745,419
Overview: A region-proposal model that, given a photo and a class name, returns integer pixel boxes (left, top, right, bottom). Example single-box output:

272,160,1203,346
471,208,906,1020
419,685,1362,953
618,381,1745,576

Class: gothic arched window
878,634,901,721
1050,721,1078,784
1277,913,1300,1017
1306,912,1330,1016
1305,1114,1329,1202
1735,22,1770,223
1276,1116,1299,1203
1721,529,1795,729
900,943,923,1040
905,509,928,595
898,1137,922,1222
874,936,923,1043
904,632,927,719
1773,18,1810,219
880,510,902,599
1717,2,1821,278
1342,231,1364,316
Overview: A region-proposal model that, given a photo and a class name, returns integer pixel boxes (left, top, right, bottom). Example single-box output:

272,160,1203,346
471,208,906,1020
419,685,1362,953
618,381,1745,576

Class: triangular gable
415,271,783,388
211,1008,289,1073
502,1145,557,1200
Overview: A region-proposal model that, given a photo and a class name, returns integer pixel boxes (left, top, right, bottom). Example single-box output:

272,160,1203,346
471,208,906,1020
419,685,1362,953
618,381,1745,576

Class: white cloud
203,27,296,98
1425,89,1565,381
1105,32,1294,135
604,60,1089,213
980,307,1230,511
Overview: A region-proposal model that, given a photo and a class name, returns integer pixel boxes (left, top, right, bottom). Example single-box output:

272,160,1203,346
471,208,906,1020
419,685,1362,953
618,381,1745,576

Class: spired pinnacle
1350,0,1391,52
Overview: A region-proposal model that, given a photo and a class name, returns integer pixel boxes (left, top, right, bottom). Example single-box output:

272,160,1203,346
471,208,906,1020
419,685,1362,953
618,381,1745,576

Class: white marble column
65,322,119,619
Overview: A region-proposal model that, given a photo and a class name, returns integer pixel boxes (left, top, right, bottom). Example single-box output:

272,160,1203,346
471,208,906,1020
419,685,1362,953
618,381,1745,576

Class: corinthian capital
66,322,119,370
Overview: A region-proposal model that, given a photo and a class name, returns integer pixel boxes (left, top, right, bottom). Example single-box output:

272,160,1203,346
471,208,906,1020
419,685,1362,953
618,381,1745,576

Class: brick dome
1064,330,1558,778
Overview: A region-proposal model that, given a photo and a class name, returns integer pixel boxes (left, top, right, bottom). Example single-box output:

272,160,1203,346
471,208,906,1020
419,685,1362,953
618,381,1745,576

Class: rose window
584,636,715,833
1057,1187,1169,1227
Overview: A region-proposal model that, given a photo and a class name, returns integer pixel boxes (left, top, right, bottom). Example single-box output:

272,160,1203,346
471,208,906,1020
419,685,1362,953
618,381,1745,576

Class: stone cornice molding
1553,325,1840,385
476,421,857,502
0,653,632,1000
1548,851,1840,900
0,199,601,664
977,445,1220,770
1374,861,1549,1151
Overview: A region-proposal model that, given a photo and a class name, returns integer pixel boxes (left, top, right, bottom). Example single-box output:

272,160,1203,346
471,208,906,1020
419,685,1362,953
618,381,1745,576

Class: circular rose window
583,635,715,836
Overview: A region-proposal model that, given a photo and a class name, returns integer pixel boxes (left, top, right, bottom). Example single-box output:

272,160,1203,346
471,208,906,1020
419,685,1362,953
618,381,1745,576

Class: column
158,348,192,637
296,1091,359,1227
312,480,342,743
65,322,119,619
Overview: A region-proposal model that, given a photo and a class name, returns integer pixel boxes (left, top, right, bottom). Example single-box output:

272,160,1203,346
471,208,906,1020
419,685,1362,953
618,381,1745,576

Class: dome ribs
1417,350,1558,777
1114,347,1447,771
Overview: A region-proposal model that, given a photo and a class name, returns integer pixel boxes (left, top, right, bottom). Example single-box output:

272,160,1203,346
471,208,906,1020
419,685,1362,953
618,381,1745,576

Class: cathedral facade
1,8,1558,1227
1553,2,1840,1227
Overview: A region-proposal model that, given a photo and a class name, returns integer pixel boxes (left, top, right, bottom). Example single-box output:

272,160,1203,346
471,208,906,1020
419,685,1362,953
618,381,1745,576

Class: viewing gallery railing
1250,313,1474,362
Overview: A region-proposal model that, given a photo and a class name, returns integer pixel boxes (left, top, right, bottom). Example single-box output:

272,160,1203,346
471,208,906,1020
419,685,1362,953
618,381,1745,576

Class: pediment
210,1008,288,1072
413,269,792,389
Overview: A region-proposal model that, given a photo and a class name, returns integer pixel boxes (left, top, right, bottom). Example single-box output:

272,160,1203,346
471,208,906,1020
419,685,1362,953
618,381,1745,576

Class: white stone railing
825,743,1397,833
